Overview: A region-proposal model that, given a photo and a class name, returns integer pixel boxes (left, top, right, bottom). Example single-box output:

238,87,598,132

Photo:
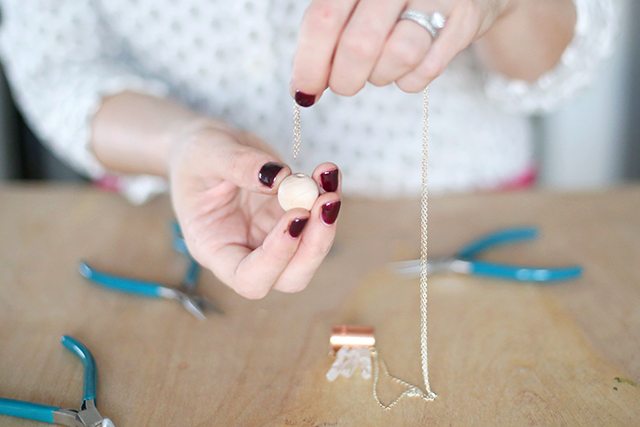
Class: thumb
200,129,291,194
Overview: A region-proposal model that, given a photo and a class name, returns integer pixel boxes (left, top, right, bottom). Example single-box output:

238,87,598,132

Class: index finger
291,0,359,106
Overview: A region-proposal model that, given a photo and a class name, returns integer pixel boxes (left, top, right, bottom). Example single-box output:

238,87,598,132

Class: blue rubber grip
171,222,190,256
457,227,538,259
184,259,201,288
79,261,163,298
0,398,58,423
171,221,201,287
61,336,97,401
469,261,583,282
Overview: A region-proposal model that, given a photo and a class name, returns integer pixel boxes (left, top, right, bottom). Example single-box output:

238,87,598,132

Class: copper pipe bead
330,325,375,352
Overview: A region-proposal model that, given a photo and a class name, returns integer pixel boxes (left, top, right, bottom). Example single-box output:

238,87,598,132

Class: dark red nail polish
321,200,341,225
295,91,316,107
258,162,284,188
320,169,339,192
288,217,308,238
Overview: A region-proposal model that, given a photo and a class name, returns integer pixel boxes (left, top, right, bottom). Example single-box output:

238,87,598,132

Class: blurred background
0,1,637,188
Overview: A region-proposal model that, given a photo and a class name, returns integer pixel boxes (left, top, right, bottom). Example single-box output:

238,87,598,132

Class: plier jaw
54,400,114,427
391,257,472,276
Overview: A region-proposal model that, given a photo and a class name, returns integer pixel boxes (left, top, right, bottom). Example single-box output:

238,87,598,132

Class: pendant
326,325,375,382
277,173,319,211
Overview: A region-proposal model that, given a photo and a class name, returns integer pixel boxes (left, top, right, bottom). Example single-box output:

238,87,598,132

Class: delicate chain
371,348,428,410
293,103,302,160
296,89,436,409
371,88,436,409
419,87,436,400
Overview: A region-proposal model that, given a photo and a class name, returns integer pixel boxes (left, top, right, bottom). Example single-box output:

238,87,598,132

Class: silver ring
399,10,447,39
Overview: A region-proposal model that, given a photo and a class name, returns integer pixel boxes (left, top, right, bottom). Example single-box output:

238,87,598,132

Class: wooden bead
277,173,319,211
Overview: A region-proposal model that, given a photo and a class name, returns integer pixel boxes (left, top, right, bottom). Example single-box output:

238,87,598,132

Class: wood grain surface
0,184,638,426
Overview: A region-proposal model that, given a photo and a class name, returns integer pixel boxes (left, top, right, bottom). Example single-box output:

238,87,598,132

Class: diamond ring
399,10,447,39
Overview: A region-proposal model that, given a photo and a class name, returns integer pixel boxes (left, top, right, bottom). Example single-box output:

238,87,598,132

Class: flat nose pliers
391,226,583,283
79,223,221,319
0,336,115,427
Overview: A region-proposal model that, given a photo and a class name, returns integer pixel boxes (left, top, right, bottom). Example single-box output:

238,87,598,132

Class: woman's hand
168,122,342,299
291,0,574,104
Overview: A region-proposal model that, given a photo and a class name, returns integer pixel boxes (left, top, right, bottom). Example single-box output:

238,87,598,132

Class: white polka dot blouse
0,0,615,203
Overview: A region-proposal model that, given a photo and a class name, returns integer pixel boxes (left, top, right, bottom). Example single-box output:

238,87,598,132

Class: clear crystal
326,347,373,382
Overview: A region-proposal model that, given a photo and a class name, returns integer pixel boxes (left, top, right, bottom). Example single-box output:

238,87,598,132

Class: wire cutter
391,226,583,282
0,336,115,427
79,223,221,320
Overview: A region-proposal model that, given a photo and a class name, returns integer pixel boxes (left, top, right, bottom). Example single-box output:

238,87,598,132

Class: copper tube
330,325,375,352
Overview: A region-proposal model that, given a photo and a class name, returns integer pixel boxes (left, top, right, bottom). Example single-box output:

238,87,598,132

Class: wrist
165,116,239,178
92,92,231,177
163,115,233,172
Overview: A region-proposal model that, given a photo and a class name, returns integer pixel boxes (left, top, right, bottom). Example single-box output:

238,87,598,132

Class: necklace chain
370,88,436,409
292,88,436,409
419,86,436,400
293,103,302,160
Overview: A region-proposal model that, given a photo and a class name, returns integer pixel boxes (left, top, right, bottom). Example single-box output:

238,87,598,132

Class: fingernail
288,217,309,238
321,200,341,225
258,162,284,188
295,91,316,108
320,169,339,192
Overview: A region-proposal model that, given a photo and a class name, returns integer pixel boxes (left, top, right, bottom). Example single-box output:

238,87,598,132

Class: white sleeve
0,0,170,203
484,0,616,114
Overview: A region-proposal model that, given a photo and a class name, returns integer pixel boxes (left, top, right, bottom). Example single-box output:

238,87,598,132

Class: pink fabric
94,175,121,192
496,167,538,191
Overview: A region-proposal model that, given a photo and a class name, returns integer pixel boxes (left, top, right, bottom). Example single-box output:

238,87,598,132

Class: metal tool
0,336,115,427
79,223,221,319
391,226,583,282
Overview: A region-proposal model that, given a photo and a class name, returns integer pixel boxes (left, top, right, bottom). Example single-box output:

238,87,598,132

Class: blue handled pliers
79,223,221,320
0,336,115,427
391,226,583,282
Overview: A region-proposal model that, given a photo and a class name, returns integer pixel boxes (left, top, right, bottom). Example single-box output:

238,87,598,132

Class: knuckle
388,39,423,68
229,147,261,182
272,248,295,264
341,33,378,60
305,2,342,34
262,239,295,263
313,239,333,258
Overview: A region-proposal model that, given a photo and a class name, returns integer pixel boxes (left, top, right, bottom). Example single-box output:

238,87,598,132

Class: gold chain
419,87,436,400
370,88,436,409
294,88,436,409
293,103,302,160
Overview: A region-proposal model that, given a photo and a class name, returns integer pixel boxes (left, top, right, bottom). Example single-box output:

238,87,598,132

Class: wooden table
0,184,639,426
